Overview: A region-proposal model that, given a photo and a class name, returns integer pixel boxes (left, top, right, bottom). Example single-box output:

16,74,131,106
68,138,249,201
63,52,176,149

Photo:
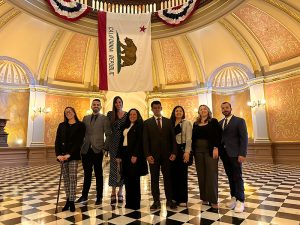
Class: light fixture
32,106,51,114
247,99,266,108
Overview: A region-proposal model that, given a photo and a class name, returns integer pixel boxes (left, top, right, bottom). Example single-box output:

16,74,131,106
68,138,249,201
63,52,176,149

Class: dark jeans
220,149,245,202
171,148,188,203
81,148,104,199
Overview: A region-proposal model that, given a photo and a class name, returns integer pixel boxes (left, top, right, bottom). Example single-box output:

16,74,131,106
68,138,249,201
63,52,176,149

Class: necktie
224,118,228,129
157,117,162,129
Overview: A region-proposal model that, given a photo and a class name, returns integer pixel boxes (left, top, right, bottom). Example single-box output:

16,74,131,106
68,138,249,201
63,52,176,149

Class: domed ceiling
0,0,300,92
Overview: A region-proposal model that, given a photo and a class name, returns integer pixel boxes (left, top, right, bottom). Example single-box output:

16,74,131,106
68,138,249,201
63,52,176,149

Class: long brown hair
196,105,212,124
110,96,123,123
170,105,185,126
64,107,80,123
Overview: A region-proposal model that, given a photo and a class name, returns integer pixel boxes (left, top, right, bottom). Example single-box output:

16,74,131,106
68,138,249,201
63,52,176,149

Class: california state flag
98,12,152,91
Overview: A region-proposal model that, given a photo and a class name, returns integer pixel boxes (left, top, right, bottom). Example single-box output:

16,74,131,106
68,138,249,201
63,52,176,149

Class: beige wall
0,91,29,146
212,90,253,139
44,94,90,145
265,76,300,142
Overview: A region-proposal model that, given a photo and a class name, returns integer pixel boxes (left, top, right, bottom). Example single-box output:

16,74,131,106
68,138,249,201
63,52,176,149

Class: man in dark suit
219,102,248,213
76,99,111,205
143,101,177,210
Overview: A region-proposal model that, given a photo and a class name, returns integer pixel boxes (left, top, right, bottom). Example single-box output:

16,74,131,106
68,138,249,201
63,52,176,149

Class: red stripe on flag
98,12,108,90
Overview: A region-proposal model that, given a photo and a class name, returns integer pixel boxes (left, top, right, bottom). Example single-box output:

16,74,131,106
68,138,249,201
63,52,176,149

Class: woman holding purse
170,106,192,207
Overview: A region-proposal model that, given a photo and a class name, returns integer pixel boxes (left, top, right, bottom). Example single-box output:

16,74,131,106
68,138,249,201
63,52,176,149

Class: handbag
181,122,193,166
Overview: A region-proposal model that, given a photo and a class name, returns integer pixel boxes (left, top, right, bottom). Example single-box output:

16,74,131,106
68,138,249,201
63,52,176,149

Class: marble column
26,86,47,147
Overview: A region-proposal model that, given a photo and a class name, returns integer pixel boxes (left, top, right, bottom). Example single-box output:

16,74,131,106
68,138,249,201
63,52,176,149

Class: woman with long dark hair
55,107,85,212
192,105,221,209
107,96,127,204
170,106,192,207
116,108,148,209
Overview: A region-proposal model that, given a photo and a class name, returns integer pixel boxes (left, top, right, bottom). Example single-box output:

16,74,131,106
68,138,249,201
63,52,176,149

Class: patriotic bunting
45,0,91,22
156,0,200,26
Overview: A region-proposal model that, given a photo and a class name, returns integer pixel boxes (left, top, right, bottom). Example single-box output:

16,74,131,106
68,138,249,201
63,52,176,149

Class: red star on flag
140,25,147,32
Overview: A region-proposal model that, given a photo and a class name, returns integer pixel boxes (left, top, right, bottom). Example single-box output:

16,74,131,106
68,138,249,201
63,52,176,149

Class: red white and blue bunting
156,0,200,26
45,0,91,22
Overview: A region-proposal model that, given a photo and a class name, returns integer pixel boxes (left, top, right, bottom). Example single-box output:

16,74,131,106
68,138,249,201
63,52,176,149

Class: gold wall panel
212,91,253,138
159,39,190,85
0,91,29,146
44,94,90,145
234,4,300,64
265,76,300,142
160,96,199,122
55,34,89,83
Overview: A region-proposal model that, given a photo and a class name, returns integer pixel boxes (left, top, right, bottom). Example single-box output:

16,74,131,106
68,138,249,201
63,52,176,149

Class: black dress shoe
62,198,70,211
166,201,177,209
150,201,161,210
75,196,88,204
95,198,102,205
69,201,75,212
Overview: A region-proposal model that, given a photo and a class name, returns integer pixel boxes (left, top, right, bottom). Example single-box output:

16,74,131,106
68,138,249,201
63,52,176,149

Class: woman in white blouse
116,108,148,209
170,106,192,207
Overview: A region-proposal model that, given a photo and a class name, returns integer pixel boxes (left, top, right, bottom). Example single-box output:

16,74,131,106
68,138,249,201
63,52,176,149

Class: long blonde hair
196,104,212,124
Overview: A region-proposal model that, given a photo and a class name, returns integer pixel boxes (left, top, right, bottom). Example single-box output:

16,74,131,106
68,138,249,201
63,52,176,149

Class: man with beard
219,102,248,213
76,99,111,205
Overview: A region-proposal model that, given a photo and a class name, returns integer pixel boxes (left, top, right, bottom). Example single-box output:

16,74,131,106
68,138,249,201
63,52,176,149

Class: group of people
55,97,248,213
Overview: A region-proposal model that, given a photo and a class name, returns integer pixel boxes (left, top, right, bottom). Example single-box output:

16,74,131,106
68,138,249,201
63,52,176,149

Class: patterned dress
107,111,127,187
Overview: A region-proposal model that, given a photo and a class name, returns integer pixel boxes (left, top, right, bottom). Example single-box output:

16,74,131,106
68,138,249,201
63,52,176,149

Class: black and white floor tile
0,159,299,225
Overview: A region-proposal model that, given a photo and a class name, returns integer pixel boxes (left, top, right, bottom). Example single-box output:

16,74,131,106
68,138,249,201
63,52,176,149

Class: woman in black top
55,107,85,212
116,108,148,210
192,105,221,209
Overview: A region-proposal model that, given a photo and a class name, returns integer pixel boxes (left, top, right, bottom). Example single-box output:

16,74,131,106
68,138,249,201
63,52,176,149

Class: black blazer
219,115,248,157
192,118,222,157
143,117,177,160
55,121,86,161
117,123,148,176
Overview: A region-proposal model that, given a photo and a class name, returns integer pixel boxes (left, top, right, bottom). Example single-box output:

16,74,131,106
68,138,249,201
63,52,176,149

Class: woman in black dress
116,108,148,209
192,104,221,209
55,107,85,212
107,96,127,203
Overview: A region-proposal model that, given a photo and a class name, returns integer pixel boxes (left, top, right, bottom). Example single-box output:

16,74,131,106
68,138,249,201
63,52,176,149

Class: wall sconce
247,99,266,108
32,106,51,114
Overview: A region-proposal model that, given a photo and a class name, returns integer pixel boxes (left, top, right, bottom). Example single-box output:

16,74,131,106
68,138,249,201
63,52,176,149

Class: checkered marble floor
0,159,299,225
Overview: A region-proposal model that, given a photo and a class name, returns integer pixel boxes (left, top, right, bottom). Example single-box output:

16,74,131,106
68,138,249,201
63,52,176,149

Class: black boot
62,198,70,211
69,201,75,212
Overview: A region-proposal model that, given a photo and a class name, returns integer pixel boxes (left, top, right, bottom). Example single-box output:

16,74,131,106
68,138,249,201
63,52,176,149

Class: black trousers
220,149,245,202
149,157,173,202
121,147,141,209
81,148,104,199
171,149,188,203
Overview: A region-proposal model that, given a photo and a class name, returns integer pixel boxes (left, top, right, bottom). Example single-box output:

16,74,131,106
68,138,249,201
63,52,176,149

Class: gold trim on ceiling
0,0,6,7
219,18,261,75
0,8,20,30
264,0,300,23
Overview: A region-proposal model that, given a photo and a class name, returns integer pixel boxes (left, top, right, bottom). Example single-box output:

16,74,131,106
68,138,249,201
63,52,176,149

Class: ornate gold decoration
0,0,5,7
44,94,90,145
212,66,249,88
0,8,20,30
55,34,89,83
233,4,300,65
0,60,30,85
265,75,300,141
212,91,253,138
39,30,64,83
159,38,190,85
264,0,300,23
220,19,261,73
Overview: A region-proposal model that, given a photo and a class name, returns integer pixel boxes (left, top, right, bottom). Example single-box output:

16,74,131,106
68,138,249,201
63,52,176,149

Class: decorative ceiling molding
264,0,300,23
219,18,261,75
233,4,300,65
7,0,246,38
0,0,5,7
38,30,64,84
0,8,20,30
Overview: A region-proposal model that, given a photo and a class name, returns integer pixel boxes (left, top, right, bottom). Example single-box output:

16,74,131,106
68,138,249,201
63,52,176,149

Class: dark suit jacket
192,118,222,157
143,116,177,160
55,121,86,160
117,123,148,176
219,115,248,157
